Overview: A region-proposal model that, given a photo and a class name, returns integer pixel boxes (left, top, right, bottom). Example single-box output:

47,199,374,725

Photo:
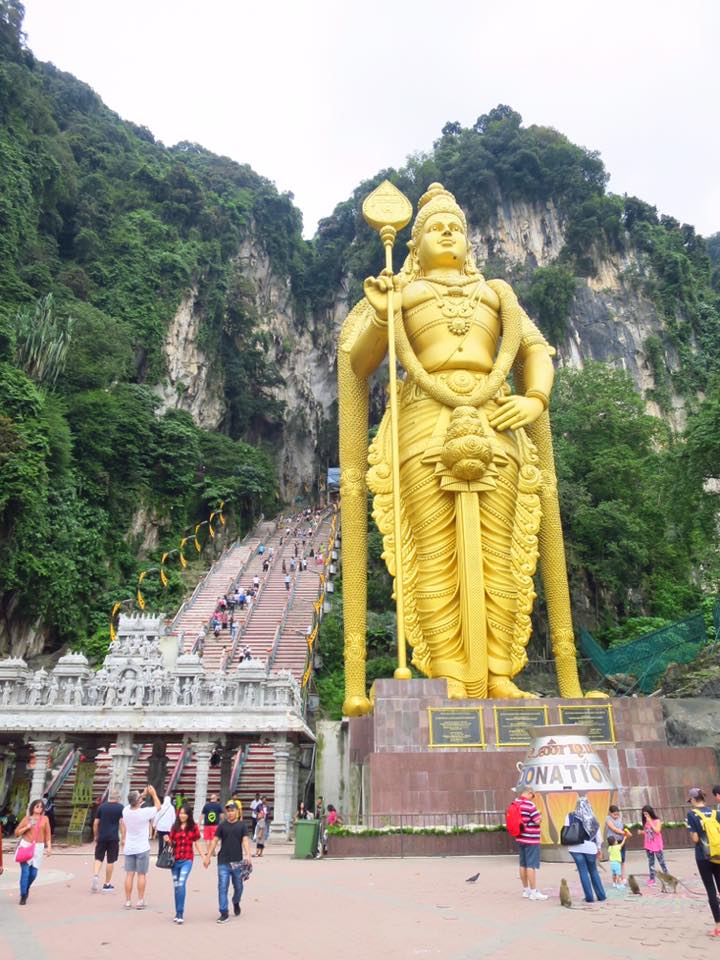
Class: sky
20,0,720,238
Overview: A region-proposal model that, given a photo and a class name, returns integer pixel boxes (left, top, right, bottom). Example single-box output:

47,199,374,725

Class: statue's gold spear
362,181,413,680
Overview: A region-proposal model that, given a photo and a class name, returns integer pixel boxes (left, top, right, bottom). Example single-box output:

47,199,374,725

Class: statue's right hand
363,272,398,321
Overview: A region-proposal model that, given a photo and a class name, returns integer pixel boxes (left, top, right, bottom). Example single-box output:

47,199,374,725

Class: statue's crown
412,183,467,244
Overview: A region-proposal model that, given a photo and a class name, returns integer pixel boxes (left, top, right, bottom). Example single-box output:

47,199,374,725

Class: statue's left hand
488,395,544,432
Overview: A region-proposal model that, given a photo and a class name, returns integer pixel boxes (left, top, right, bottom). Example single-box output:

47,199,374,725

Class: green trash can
294,819,320,859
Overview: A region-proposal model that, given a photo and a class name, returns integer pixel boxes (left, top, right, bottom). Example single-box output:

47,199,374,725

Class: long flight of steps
50,513,335,837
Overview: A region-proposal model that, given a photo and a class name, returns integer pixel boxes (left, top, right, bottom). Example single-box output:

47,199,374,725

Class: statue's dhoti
368,376,542,696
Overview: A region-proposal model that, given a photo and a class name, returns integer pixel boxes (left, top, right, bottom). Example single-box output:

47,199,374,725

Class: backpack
696,809,720,863
505,799,523,838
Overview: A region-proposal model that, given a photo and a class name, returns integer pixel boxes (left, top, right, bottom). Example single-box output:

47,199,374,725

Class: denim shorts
124,851,150,874
517,843,540,869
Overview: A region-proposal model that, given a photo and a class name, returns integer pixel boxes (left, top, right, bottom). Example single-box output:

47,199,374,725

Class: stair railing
45,747,79,799
228,744,250,797
165,746,190,796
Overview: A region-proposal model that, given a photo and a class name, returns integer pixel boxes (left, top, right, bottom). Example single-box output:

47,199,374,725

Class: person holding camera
121,784,160,910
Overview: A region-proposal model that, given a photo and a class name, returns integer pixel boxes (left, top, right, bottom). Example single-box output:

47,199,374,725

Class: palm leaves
13,294,74,387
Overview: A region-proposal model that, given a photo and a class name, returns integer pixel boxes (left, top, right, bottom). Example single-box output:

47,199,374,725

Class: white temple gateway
0,614,313,840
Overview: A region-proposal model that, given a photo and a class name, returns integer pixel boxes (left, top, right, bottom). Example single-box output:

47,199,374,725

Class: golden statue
338,182,588,715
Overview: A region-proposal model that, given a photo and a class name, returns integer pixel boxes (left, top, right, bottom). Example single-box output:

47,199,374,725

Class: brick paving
0,843,715,960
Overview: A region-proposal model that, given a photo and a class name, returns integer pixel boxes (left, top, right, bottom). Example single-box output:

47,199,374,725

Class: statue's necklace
426,278,477,336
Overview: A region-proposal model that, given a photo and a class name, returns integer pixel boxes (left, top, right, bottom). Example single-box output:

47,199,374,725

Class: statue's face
417,212,467,272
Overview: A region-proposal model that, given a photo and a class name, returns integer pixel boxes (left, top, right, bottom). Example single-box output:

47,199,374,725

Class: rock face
157,199,680,497
153,289,225,429
664,698,720,751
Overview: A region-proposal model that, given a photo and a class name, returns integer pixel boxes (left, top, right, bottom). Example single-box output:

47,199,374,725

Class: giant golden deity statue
338,182,589,715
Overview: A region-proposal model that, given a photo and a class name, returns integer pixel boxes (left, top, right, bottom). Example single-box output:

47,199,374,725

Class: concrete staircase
51,512,334,837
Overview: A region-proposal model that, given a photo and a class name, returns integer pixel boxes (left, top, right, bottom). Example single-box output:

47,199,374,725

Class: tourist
301,557,308,571
91,789,124,892
253,802,266,857
604,804,630,882
284,573,291,592
250,792,261,834
638,804,668,885
202,792,223,844
121,785,161,909
262,796,272,835
606,835,626,888
154,795,176,856
243,645,252,661
262,558,269,572
166,803,205,924
315,795,324,821
295,801,311,822
323,803,341,854
238,589,247,610
686,787,720,937
14,798,52,905
282,559,287,574
203,800,252,922
713,785,720,813
514,787,547,900
42,792,56,835
217,595,227,611
258,543,265,556
564,795,606,903
253,575,260,590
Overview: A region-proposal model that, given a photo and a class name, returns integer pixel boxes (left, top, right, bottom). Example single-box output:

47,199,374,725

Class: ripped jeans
171,859,193,918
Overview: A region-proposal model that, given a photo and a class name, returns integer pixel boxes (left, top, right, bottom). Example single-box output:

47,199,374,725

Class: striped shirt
517,797,541,845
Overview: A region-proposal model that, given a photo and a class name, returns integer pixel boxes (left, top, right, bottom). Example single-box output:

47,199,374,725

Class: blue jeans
19,862,38,897
570,852,607,902
217,863,243,915
171,859,193,918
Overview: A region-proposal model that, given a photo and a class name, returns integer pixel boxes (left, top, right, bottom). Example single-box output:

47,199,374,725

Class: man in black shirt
92,790,124,893
201,793,223,843
204,801,251,923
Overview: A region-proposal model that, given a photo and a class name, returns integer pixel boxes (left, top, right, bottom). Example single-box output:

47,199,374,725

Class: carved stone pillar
287,744,300,838
28,740,54,802
269,738,290,839
109,733,135,803
192,739,215,823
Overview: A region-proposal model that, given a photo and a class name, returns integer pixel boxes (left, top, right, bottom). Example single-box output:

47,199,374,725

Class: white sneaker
530,890,548,900
91,876,100,893
522,888,531,898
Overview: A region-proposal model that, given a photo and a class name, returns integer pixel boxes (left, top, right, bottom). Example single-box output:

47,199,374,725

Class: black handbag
560,814,588,846
157,843,175,869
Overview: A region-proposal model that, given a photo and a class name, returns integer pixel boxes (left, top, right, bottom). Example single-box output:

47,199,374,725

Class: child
638,804,668,885
607,835,626,887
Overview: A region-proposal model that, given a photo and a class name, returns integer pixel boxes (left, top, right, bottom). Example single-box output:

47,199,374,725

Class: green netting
579,606,716,694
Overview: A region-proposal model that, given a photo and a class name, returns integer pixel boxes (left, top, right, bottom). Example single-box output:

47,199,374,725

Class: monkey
559,878,572,909
627,874,642,896
655,870,704,896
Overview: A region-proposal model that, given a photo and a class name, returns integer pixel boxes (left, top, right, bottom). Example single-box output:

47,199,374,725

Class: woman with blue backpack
562,795,606,904
687,787,720,938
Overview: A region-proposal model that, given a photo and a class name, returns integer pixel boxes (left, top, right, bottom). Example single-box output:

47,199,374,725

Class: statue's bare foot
488,676,538,699
447,678,468,699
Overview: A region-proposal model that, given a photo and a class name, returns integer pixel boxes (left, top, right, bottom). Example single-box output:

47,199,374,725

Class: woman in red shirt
165,804,205,924
14,798,52,905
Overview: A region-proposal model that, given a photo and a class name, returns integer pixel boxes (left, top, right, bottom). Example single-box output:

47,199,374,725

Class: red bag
505,799,523,838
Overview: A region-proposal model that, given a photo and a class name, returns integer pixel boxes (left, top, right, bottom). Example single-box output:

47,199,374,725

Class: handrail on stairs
165,746,190,796
46,747,79,799
228,744,250,797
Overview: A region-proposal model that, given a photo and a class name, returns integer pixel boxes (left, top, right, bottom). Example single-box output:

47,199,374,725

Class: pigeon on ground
465,873,480,883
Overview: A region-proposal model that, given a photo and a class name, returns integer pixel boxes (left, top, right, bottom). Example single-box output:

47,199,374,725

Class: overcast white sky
21,0,720,238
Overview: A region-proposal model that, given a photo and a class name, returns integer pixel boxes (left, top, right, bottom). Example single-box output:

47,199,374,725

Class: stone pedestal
349,680,720,820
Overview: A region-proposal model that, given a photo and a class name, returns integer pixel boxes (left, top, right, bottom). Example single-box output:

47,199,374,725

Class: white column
287,744,300,839
109,733,135,804
192,739,215,823
269,739,290,839
28,740,53,802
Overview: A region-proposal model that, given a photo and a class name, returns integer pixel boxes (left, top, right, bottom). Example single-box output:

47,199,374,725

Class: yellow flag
160,568,169,589
137,589,146,610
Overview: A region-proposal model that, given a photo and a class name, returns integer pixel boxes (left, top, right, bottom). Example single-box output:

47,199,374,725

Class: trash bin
294,819,320,859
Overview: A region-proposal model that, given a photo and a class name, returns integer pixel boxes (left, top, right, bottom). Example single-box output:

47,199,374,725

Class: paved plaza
0,843,715,960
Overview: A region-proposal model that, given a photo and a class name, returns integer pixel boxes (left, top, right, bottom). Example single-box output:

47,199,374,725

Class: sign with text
428,707,485,748
494,705,549,746
558,704,616,744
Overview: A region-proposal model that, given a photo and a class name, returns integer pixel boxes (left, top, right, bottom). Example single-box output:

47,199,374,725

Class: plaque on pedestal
558,704,615,744
428,707,485,748
493,705,549,747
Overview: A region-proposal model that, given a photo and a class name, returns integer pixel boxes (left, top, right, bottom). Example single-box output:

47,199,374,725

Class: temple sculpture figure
339,183,593,714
